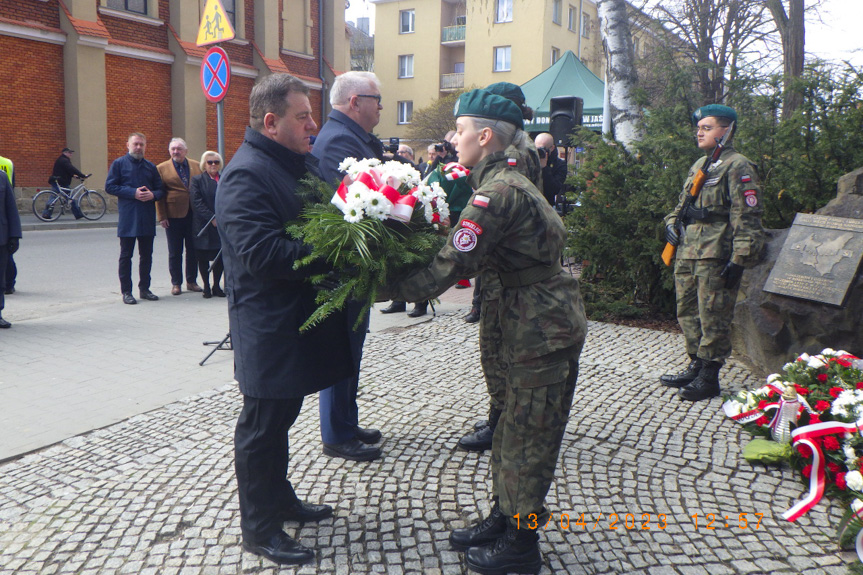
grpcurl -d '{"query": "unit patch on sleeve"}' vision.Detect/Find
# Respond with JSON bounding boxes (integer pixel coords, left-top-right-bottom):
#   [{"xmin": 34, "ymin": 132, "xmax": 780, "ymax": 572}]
[
  {"xmin": 453, "ymin": 228, "xmax": 478, "ymax": 252},
  {"xmin": 741, "ymin": 175, "xmax": 752, "ymax": 183},
  {"xmin": 744, "ymin": 189, "xmax": 758, "ymax": 207},
  {"xmin": 460, "ymin": 219, "xmax": 483, "ymax": 235},
  {"xmin": 507, "ymin": 158, "xmax": 517, "ymax": 167},
  {"xmin": 472, "ymin": 195, "xmax": 490, "ymax": 208}
]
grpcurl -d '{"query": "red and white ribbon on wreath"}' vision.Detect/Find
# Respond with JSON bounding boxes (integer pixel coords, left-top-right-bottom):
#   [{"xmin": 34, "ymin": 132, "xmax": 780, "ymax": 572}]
[
  {"xmin": 783, "ymin": 419, "xmax": 863, "ymax": 522},
  {"xmin": 443, "ymin": 162, "xmax": 470, "ymax": 181},
  {"xmin": 723, "ymin": 382, "xmax": 815, "ymax": 425},
  {"xmin": 331, "ymin": 169, "xmax": 417, "ymax": 223}
]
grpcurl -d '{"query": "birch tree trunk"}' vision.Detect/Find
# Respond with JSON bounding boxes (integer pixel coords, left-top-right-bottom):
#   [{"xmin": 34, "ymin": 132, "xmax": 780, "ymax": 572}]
[{"xmin": 596, "ymin": 0, "xmax": 642, "ymax": 151}]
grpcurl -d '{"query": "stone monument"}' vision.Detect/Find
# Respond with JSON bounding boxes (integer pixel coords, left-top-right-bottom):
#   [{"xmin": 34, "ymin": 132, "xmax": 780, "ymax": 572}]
[{"xmin": 731, "ymin": 167, "xmax": 863, "ymax": 376}]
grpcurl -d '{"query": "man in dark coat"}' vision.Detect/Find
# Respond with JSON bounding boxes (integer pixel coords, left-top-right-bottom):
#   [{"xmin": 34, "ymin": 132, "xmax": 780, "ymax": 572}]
[
  {"xmin": 311, "ymin": 71, "xmax": 384, "ymax": 462},
  {"xmin": 50, "ymin": 147, "xmax": 88, "ymax": 191},
  {"xmin": 534, "ymin": 133, "xmax": 567, "ymax": 207},
  {"xmin": 215, "ymin": 73, "xmax": 354, "ymax": 566},
  {"xmin": 0, "ymin": 162, "xmax": 21, "ymax": 328},
  {"xmin": 105, "ymin": 133, "xmax": 164, "ymax": 305}
]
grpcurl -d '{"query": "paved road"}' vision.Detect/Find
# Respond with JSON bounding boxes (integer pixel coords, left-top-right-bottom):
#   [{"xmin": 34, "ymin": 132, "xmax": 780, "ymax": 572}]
[{"xmin": 0, "ymin": 224, "xmax": 853, "ymax": 574}]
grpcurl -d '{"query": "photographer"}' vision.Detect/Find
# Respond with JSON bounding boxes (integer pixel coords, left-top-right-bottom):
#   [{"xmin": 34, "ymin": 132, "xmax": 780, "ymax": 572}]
[{"xmin": 534, "ymin": 133, "xmax": 567, "ymax": 208}]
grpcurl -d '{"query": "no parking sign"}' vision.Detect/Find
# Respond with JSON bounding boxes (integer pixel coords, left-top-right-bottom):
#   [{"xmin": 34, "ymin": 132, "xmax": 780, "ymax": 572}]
[{"xmin": 201, "ymin": 46, "xmax": 231, "ymax": 103}]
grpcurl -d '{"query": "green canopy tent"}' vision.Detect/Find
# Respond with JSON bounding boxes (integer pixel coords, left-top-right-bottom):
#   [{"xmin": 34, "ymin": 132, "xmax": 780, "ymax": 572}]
[{"xmin": 521, "ymin": 49, "xmax": 605, "ymax": 132}]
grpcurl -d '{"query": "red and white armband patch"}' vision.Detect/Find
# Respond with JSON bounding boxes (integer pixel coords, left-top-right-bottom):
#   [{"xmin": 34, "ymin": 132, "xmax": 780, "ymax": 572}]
[
  {"xmin": 460, "ymin": 219, "xmax": 483, "ymax": 235},
  {"xmin": 744, "ymin": 189, "xmax": 758, "ymax": 207},
  {"xmin": 453, "ymin": 228, "xmax": 478, "ymax": 252},
  {"xmin": 472, "ymin": 195, "xmax": 490, "ymax": 208}
]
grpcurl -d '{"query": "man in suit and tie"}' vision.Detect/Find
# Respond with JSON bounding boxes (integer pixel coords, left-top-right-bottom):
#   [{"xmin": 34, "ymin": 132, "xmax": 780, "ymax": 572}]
[{"xmin": 157, "ymin": 138, "xmax": 203, "ymax": 295}]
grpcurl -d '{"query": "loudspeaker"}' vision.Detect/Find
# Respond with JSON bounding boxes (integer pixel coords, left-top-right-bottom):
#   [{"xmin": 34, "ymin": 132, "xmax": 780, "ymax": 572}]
[{"xmin": 549, "ymin": 96, "xmax": 583, "ymax": 147}]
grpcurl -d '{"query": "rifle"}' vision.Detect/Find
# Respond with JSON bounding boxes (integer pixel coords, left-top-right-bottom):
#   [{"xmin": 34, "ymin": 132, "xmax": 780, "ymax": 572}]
[{"xmin": 661, "ymin": 121, "xmax": 735, "ymax": 267}]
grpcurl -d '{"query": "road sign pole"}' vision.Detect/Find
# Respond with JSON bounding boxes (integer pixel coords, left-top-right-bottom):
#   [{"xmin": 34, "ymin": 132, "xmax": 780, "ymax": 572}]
[{"xmin": 217, "ymin": 101, "xmax": 225, "ymax": 161}]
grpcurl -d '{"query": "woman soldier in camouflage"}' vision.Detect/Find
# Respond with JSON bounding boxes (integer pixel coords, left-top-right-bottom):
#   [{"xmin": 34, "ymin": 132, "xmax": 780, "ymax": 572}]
[{"xmin": 388, "ymin": 89, "xmax": 587, "ymax": 575}]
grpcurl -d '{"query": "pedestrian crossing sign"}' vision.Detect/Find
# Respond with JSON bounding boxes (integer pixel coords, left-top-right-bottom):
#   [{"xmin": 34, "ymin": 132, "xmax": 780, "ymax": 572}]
[{"xmin": 196, "ymin": 0, "xmax": 236, "ymax": 47}]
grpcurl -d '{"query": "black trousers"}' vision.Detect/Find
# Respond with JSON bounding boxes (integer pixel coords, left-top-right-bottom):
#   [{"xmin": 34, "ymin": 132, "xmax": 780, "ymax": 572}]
[
  {"xmin": 5, "ymin": 252, "xmax": 15, "ymax": 290},
  {"xmin": 0, "ymin": 244, "xmax": 7, "ymax": 312},
  {"xmin": 234, "ymin": 395, "xmax": 305, "ymax": 544},
  {"xmin": 165, "ymin": 212, "xmax": 198, "ymax": 286},
  {"xmin": 118, "ymin": 236, "xmax": 154, "ymax": 295}
]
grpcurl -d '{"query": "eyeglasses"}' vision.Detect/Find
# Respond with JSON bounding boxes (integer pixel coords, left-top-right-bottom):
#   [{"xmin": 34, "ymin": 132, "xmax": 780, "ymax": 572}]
[
  {"xmin": 206, "ymin": 160, "xmax": 221, "ymax": 165},
  {"xmin": 695, "ymin": 125, "xmax": 726, "ymax": 134},
  {"xmin": 356, "ymin": 94, "xmax": 382, "ymax": 104}
]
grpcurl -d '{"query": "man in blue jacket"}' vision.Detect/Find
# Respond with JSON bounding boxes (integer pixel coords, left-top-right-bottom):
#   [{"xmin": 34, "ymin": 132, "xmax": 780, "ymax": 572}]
[
  {"xmin": 216, "ymin": 73, "xmax": 354, "ymax": 566},
  {"xmin": 105, "ymin": 133, "xmax": 164, "ymax": 305},
  {"xmin": 0, "ymin": 160, "xmax": 21, "ymax": 328},
  {"xmin": 311, "ymin": 71, "xmax": 385, "ymax": 462}
]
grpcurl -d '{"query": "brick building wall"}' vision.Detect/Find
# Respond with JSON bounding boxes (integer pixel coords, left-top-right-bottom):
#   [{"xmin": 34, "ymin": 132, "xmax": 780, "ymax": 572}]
[
  {"xmin": 105, "ymin": 55, "xmax": 173, "ymax": 168},
  {"xmin": 0, "ymin": 36, "xmax": 66, "ymax": 188},
  {"xmin": 205, "ymin": 76, "xmax": 254, "ymax": 162}
]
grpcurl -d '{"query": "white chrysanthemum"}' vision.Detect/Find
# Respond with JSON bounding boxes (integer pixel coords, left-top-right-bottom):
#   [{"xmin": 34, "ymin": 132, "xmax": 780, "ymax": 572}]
[
  {"xmin": 360, "ymin": 189, "xmax": 393, "ymax": 221},
  {"xmin": 808, "ymin": 356, "xmax": 827, "ymax": 369},
  {"xmin": 798, "ymin": 353, "xmax": 811, "ymax": 362},
  {"xmin": 847, "ymin": 471, "xmax": 863, "ymax": 491},
  {"xmin": 379, "ymin": 161, "xmax": 421, "ymax": 190},
  {"xmin": 343, "ymin": 198, "xmax": 365, "ymax": 223},
  {"xmin": 725, "ymin": 401, "xmax": 744, "ymax": 417},
  {"xmin": 822, "ymin": 348, "xmax": 837, "ymax": 357},
  {"xmin": 338, "ymin": 157, "xmax": 359, "ymax": 173}
]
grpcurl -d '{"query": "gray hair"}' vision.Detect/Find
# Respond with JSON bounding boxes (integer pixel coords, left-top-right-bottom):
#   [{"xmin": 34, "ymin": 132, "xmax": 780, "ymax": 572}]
[
  {"xmin": 330, "ymin": 71, "xmax": 381, "ymax": 106},
  {"xmin": 249, "ymin": 73, "xmax": 310, "ymax": 131},
  {"xmin": 200, "ymin": 150, "xmax": 223, "ymax": 166},
  {"xmin": 471, "ymin": 117, "xmax": 517, "ymax": 148},
  {"xmin": 169, "ymin": 137, "xmax": 187, "ymax": 150}
]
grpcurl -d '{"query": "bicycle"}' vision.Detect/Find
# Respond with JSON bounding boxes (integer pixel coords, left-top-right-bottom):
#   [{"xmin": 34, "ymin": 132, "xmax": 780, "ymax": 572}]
[{"xmin": 32, "ymin": 175, "xmax": 107, "ymax": 222}]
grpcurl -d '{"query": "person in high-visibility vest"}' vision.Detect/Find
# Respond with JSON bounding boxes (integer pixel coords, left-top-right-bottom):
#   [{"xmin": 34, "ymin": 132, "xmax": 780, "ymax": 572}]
[
  {"xmin": 0, "ymin": 154, "xmax": 21, "ymax": 326},
  {"xmin": 0, "ymin": 155, "xmax": 18, "ymax": 300}
]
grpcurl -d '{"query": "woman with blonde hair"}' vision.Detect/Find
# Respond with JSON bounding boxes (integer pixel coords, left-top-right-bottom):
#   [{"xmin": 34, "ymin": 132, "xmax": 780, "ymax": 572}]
[{"xmin": 190, "ymin": 150, "xmax": 224, "ymax": 298}]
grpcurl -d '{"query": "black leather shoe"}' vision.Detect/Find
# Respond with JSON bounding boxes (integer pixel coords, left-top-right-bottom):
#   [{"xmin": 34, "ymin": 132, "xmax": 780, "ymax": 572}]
[
  {"xmin": 465, "ymin": 523, "xmax": 542, "ymax": 575},
  {"xmin": 139, "ymin": 290, "xmax": 159, "ymax": 301},
  {"xmin": 679, "ymin": 361, "xmax": 722, "ymax": 401},
  {"xmin": 122, "ymin": 292, "xmax": 137, "ymax": 305},
  {"xmin": 212, "ymin": 286, "xmax": 226, "ymax": 297},
  {"xmin": 354, "ymin": 427, "xmax": 382, "ymax": 444},
  {"xmin": 242, "ymin": 531, "xmax": 314, "ymax": 565},
  {"xmin": 323, "ymin": 438, "xmax": 381, "ymax": 461},
  {"xmin": 407, "ymin": 302, "xmax": 428, "ymax": 318},
  {"xmin": 660, "ymin": 355, "xmax": 703, "ymax": 388},
  {"xmin": 4, "ymin": 287, "xmax": 13, "ymax": 295},
  {"xmin": 450, "ymin": 503, "xmax": 506, "ymax": 550},
  {"xmin": 203, "ymin": 287, "xmax": 212, "ymax": 299},
  {"xmin": 458, "ymin": 424, "xmax": 494, "ymax": 452},
  {"xmin": 380, "ymin": 301, "xmax": 406, "ymax": 314},
  {"xmin": 474, "ymin": 419, "xmax": 489, "ymax": 431},
  {"xmin": 0, "ymin": 317, "xmax": 11, "ymax": 328},
  {"xmin": 464, "ymin": 307, "xmax": 480, "ymax": 323},
  {"xmin": 282, "ymin": 499, "xmax": 333, "ymax": 523}
]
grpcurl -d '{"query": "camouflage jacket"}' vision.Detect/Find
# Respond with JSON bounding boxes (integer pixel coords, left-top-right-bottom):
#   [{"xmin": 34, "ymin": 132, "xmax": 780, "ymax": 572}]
[
  {"xmin": 664, "ymin": 146, "xmax": 765, "ymax": 266},
  {"xmin": 393, "ymin": 151, "xmax": 587, "ymax": 364}
]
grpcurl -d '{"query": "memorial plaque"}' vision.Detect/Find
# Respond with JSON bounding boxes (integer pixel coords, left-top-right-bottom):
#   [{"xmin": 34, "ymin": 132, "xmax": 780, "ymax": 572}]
[{"xmin": 763, "ymin": 213, "xmax": 863, "ymax": 306}]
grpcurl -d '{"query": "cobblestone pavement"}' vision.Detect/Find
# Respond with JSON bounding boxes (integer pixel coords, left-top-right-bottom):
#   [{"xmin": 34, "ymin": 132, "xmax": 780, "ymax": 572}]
[{"xmin": 0, "ymin": 303, "xmax": 855, "ymax": 574}]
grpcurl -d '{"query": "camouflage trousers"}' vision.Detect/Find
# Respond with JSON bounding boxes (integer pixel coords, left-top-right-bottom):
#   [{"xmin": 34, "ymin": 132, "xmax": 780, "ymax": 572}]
[
  {"xmin": 479, "ymin": 296, "xmax": 507, "ymax": 413},
  {"xmin": 491, "ymin": 350, "xmax": 580, "ymax": 525},
  {"xmin": 674, "ymin": 258, "xmax": 739, "ymax": 362}
]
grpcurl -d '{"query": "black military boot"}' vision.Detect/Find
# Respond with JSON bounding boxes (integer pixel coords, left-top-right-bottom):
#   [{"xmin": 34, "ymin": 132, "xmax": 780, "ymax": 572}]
[
  {"xmin": 449, "ymin": 502, "xmax": 506, "ymax": 551},
  {"xmin": 660, "ymin": 354, "xmax": 703, "ymax": 388},
  {"xmin": 679, "ymin": 360, "xmax": 722, "ymax": 401},
  {"xmin": 458, "ymin": 408, "xmax": 501, "ymax": 452},
  {"xmin": 465, "ymin": 521, "xmax": 542, "ymax": 575}
]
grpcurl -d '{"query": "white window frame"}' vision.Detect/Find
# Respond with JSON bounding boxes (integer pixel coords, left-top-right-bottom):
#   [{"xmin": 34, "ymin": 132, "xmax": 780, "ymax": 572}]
[
  {"xmin": 398, "ymin": 54, "xmax": 414, "ymax": 78},
  {"xmin": 398, "ymin": 101, "xmax": 413, "ymax": 125},
  {"xmin": 399, "ymin": 9, "xmax": 415, "ymax": 34},
  {"xmin": 551, "ymin": 47, "xmax": 560, "ymax": 65},
  {"xmin": 552, "ymin": 0, "xmax": 562, "ymax": 25},
  {"xmin": 581, "ymin": 12, "xmax": 590, "ymax": 38},
  {"xmin": 568, "ymin": 5, "xmax": 577, "ymax": 31},
  {"xmin": 495, "ymin": 0, "xmax": 513, "ymax": 23},
  {"xmin": 493, "ymin": 46, "xmax": 511, "ymax": 72}
]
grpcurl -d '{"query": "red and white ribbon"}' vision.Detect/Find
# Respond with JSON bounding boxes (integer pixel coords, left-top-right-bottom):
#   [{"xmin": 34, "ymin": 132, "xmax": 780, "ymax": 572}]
[
  {"xmin": 390, "ymin": 193, "xmax": 417, "ymax": 223},
  {"xmin": 783, "ymin": 420, "xmax": 863, "ymax": 522},
  {"xmin": 331, "ymin": 168, "xmax": 418, "ymax": 223},
  {"xmin": 443, "ymin": 162, "xmax": 470, "ymax": 181}
]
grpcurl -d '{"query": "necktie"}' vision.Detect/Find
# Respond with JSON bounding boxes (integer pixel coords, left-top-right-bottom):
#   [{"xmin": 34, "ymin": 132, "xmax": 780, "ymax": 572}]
[{"xmin": 178, "ymin": 164, "xmax": 188, "ymax": 188}]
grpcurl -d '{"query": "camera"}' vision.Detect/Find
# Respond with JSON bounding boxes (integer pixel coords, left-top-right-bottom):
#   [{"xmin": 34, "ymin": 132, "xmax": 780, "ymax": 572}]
[
  {"xmin": 434, "ymin": 140, "xmax": 454, "ymax": 157},
  {"xmin": 383, "ymin": 137, "xmax": 399, "ymax": 154},
  {"xmin": 538, "ymin": 147, "xmax": 547, "ymax": 159}
]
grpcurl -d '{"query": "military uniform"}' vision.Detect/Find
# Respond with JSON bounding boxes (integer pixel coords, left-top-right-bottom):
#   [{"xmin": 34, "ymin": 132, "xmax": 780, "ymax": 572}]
[
  {"xmin": 665, "ymin": 146, "xmax": 764, "ymax": 362},
  {"xmin": 393, "ymin": 150, "xmax": 587, "ymax": 523}
]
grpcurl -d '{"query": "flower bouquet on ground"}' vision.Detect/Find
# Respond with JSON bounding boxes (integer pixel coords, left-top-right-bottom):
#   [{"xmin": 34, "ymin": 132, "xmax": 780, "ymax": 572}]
[
  {"xmin": 287, "ymin": 157, "xmax": 455, "ymax": 332},
  {"xmin": 723, "ymin": 349, "xmax": 863, "ymax": 570}
]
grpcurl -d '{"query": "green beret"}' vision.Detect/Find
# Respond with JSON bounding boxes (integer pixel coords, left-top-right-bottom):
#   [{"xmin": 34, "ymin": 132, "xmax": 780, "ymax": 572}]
[
  {"xmin": 454, "ymin": 89, "xmax": 524, "ymax": 130},
  {"xmin": 485, "ymin": 82, "xmax": 525, "ymax": 107},
  {"xmin": 692, "ymin": 104, "xmax": 737, "ymax": 126}
]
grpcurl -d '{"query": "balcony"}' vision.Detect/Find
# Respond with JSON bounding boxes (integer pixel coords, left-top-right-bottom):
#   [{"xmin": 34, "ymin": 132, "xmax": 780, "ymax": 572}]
[
  {"xmin": 441, "ymin": 25, "xmax": 465, "ymax": 45},
  {"xmin": 440, "ymin": 73, "xmax": 464, "ymax": 92}
]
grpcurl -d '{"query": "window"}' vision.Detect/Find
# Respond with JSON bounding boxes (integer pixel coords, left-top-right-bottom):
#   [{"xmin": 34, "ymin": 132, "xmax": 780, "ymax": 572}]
[
  {"xmin": 454, "ymin": 62, "xmax": 465, "ymax": 73},
  {"xmin": 633, "ymin": 37, "xmax": 640, "ymax": 57},
  {"xmin": 581, "ymin": 12, "xmax": 590, "ymax": 38},
  {"xmin": 552, "ymin": 0, "xmax": 561, "ymax": 24},
  {"xmin": 107, "ymin": 0, "xmax": 146, "ymax": 14},
  {"xmin": 398, "ymin": 55, "xmax": 414, "ymax": 78},
  {"xmin": 551, "ymin": 47, "xmax": 560, "ymax": 65},
  {"xmin": 493, "ymin": 46, "xmax": 511, "ymax": 72},
  {"xmin": 495, "ymin": 0, "xmax": 512, "ymax": 23},
  {"xmin": 398, "ymin": 101, "xmax": 413, "ymax": 124},
  {"xmin": 400, "ymin": 9, "xmax": 415, "ymax": 34},
  {"xmin": 568, "ymin": 5, "xmax": 577, "ymax": 31},
  {"xmin": 222, "ymin": 0, "xmax": 236, "ymax": 29}
]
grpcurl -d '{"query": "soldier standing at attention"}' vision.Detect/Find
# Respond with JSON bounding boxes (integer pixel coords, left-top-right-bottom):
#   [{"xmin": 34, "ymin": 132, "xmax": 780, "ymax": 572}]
[
  {"xmin": 661, "ymin": 104, "xmax": 765, "ymax": 401},
  {"xmin": 388, "ymin": 89, "xmax": 587, "ymax": 575}
]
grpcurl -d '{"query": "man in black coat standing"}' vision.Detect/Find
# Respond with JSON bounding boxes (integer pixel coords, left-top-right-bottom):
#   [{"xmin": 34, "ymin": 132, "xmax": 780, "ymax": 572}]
[
  {"xmin": 215, "ymin": 73, "xmax": 354, "ymax": 566},
  {"xmin": 535, "ymin": 132, "xmax": 567, "ymax": 207},
  {"xmin": 0, "ymin": 164, "xmax": 21, "ymax": 328}
]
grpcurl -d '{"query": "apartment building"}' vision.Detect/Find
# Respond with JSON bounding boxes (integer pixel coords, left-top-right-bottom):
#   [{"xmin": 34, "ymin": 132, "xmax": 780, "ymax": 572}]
[
  {"xmin": 0, "ymin": 0, "xmax": 349, "ymax": 189},
  {"xmin": 371, "ymin": 0, "xmax": 663, "ymax": 140}
]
